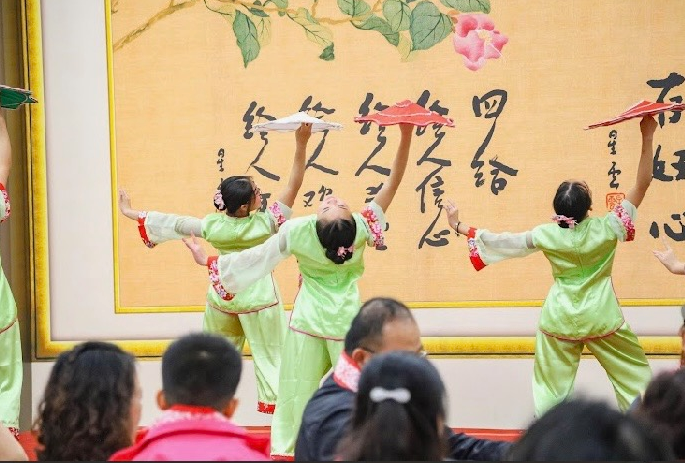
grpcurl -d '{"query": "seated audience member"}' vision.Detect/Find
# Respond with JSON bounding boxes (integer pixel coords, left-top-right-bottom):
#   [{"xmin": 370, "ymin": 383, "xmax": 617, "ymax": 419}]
[
  {"xmin": 507, "ymin": 398, "xmax": 673, "ymax": 461},
  {"xmin": 632, "ymin": 368, "xmax": 685, "ymax": 459},
  {"xmin": 0, "ymin": 425, "xmax": 27, "ymax": 461},
  {"xmin": 109, "ymin": 333, "xmax": 269, "ymax": 461},
  {"xmin": 33, "ymin": 341, "xmax": 142, "ymax": 461},
  {"xmin": 294, "ymin": 297, "xmax": 510, "ymax": 461},
  {"xmin": 336, "ymin": 351, "xmax": 447, "ymax": 461}
]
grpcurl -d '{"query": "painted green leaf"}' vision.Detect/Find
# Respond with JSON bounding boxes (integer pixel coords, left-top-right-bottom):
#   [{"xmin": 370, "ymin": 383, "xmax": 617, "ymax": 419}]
[
  {"xmin": 248, "ymin": 1, "xmax": 269, "ymax": 17},
  {"xmin": 409, "ymin": 1, "xmax": 452, "ymax": 51},
  {"xmin": 205, "ymin": 0, "xmax": 237, "ymax": 17},
  {"xmin": 337, "ymin": 0, "xmax": 371, "ymax": 17},
  {"xmin": 254, "ymin": 14, "xmax": 272, "ymax": 46},
  {"xmin": 265, "ymin": 0, "xmax": 287, "ymax": 16},
  {"xmin": 233, "ymin": 10, "xmax": 261, "ymax": 67},
  {"xmin": 319, "ymin": 43, "xmax": 335, "ymax": 61},
  {"xmin": 440, "ymin": 0, "xmax": 491, "ymax": 13},
  {"xmin": 287, "ymin": 8, "xmax": 334, "ymax": 49},
  {"xmin": 354, "ymin": 15, "xmax": 399, "ymax": 46},
  {"xmin": 395, "ymin": 33, "xmax": 416, "ymax": 61},
  {"xmin": 382, "ymin": 0, "xmax": 410, "ymax": 32}
]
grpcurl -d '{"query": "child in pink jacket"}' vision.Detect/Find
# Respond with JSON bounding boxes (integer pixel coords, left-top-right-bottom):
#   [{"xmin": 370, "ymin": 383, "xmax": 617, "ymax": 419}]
[{"xmin": 110, "ymin": 334, "xmax": 269, "ymax": 461}]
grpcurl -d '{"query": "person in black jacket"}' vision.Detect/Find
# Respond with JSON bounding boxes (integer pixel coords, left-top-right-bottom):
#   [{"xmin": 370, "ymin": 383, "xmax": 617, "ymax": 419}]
[{"xmin": 294, "ymin": 297, "xmax": 511, "ymax": 461}]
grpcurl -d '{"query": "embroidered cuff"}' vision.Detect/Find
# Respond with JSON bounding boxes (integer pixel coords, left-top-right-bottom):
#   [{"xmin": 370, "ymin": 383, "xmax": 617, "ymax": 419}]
[
  {"xmin": 257, "ymin": 402, "xmax": 276, "ymax": 414},
  {"xmin": 0, "ymin": 183, "xmax": 10, "ymax": 222},
  {"xmin": 361, "ymin": 206, "xmax": 385, "ymax": 249},
  {"xmin": 207, "ymin": 256, "xmax": 235, "ymax": 301},
  {"xmin": 137, "ymin": 212, "xmax": 157, "ymax": 248},
  {"xmin": 467, "ymin": 227, "xmax": 486, "ymax": 271},
  {"xmin": 268, "ymin": 202, "xmax": 287, "ymax": 227},
  {"xmin": 613, "ymin": 203, "xmax": 635, "ymax": 242}
]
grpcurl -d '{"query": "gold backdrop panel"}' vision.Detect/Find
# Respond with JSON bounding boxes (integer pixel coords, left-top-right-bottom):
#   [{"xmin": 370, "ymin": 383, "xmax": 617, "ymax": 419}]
[{"xmin": 110, "ymin": 0, "xmax": 685, "ymax": 311}]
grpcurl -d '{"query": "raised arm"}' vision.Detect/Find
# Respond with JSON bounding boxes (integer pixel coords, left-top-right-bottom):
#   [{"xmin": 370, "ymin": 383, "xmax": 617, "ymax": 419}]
[
  {"xmin": 625, "ymin": 116, "xmax": 658, "ymax": 208},
  {"xmin": 277, "ymin": 123, "xmax": 311, "ymax": 208},
  {"xmin": 372, "ymin": 123, "xmax": 413, "ymax": 213},
  {"xmin": 118, "ymin": 188, "xmax": 202, "ymax": 247},
  {"xmin": 184, "ymin": 225, "xmax": 291, "ymax": 296},
  {"xmin": 443, "ymin": 199, "xmax": 538, "ymax": 271},
  {"xmin": 0, "ymin": 105, "xmax": 12, "ymax": 187}
]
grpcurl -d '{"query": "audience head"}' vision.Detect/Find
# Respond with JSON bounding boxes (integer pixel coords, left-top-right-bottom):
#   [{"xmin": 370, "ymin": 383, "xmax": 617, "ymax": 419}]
[
  {"xmin": 214, "ymin": 176, "xmax": 260, "ymax": 215},
  {"xmin": 337, "ymin": 351, "xmax": 447, "ymax": 461},
  {"xmin": 316, "ymin": 195, "xmax": 356, "ymax": 264},
  {"xmin": 553, "ymin": 180, "xmax": 593, "ymax": 227},
  {"xmin": 34, "ymin": 341, "xmax": 141, "ymax": 461},
  {"xmin": 159, "ymin": 333, "xmax": 242, "ymax": 417},
  {"xmin": 507, "ymin": 398, "xmax": 673, "ymax": 461},
  {"xmin": 344, "ymin": 297, "xmax": 422, "ymax": 368},
  {"xmin": 632, "ymin": 368, "xmax": 685, "ymax": 458}
]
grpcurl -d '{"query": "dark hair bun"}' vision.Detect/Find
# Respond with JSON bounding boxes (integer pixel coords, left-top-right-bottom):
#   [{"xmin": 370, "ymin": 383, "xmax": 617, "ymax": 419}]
[
  {"xmin": 316, "ymin": 218, "xmax": 357, "ymax": 265},
  {"xmin": 325, "ymin": 247, "xmax": 354, "ymax": 264}
]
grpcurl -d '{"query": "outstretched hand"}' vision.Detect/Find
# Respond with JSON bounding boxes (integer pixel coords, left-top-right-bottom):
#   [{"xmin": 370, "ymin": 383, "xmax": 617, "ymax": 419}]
[
  {"xmin": 640, "ymin": 115, "xmax": 657, "ymax": 137},
  {"xmin": 653, "ymin": 236, "xmax": 681, "ymax": 274},
  {"xmin": 118, "ymin": 189, "xmax": 138, "ymax": 220},
  {"xmin": 295, "ymin": 122, "xmax": 312, "ymax": 146},
  {"xmin": 443, "ymin": 199, "xmax": 460, "ymax": 231},
  {"xmin": 183, "ymin": 232, "xmax": 209, "ymax": 266}
]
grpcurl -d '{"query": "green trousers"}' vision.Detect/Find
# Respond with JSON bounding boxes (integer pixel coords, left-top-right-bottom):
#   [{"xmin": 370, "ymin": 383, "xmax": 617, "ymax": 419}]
[
  {"xmin": 0, "ymin": 320, "xmax": 22, "ymax": 429},
  {"xmin": 203, "ymin": 303, "xmax": 286, "ymax": 414},
  {"xmin": 533, "ymin": 322, "xmax": 652, "ymax": 416},
  {"xmin": 269, "ymin": 328, "xmax": 344, "ymax": 458}
]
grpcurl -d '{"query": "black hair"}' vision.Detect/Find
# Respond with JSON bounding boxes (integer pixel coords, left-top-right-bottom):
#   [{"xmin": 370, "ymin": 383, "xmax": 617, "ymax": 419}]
[
  {"xmin": 34, "ymin": 341, "xmax": 137, "ymax": 461},
  {"xmin": 214, "ymin": 176, "xmax": 255, "ymax": 214},
  {"xmin": 552, "ymin": 180, "xmax": 592, "ymax": 228},
  {"xmin": 316, "ymin": 217, "xmax": 357, "ymax": 264},
  {"xmin": 633, "ymin": 368, "xmax": 685, "ymax": 458},
  {"xmin": 507, "ymin": 398, "xmax": 674, "ymax": 461},
  {"xmin": 162, "ymin": 333, "xmax": 242, "ymax": 410},
  {"xmin": 336, "ymin": 351, "xmax": 447, "ymax": 461},
  {"xmin": 344, "ymin": 297, "xmax": 414, "ymax": 355}
]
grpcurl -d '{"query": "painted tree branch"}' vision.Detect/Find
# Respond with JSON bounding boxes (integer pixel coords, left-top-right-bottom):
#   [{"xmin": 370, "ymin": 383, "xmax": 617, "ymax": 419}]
[{"xmin": 113, "ymin": 0, "xmax": 199, "ymax": 52}]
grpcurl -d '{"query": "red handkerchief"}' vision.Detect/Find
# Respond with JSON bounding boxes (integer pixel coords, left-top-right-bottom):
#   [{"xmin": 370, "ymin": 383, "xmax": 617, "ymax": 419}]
[
  {"xmin": 585, "ymin": 100, "xmax": 685, "ymax": 130},
  {"xmin": 354, "ymin": 100, "xmax": 455, "ymax": 127}
]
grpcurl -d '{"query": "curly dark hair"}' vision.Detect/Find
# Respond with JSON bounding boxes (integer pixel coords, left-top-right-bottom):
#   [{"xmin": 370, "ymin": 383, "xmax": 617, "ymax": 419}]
[{"xmin": 33, "ymin": 341, "xmax": 137, "ymax": 461}]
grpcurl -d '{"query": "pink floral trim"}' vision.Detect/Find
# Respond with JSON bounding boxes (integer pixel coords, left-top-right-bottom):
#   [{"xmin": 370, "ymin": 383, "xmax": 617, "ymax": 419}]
[
  {"xmin": 288, "ymin": 323, "xmax": 344, "ymax": 341},
  {"xmin": 268, "ymin": 202, "xmax": 287, "ymax": 227},
  {"xmin": 207, "ymin": 256, "xmax": 235, "ymax": 301},
  {"xmin": 467, "ymin": 227, "xmax": 486, "ymax": 271},
  {"xmin": 613, "ymin": 203, "xmax": 635, "ymax": 241},
  {"xmin": 0, "ymin": 183, "xmax": 10, "ymax": 222},
  {"xmin": 207, "ymin": 299, "xmax": 277, "ymax": 315},
  {"xmin": 136, "ymin": 212, "xmax": 157, "ymax": 249},
  {"xmin": 539, "ymin": 320, "xmax": 624, "ymax": 342},
  {"xmin": 361, "ymin": 206, "xmax": 384, "ymax": 249},
  {"xmin": 257, "ymin": 402, "xmax": 275, "ymax": 414},
  {"xmin": 332, "ymin": 351, "xmax": 361, "ymax": 393},
  {"xmin": 7, "ymin": 427, "xmax": 18, "ymax": 440}
]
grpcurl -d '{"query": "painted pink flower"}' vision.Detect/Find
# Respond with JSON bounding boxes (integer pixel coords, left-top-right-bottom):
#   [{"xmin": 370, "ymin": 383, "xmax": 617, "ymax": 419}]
[{"xmin": 452, "ymin": 14, "xmax": 508, "ymax": 71}]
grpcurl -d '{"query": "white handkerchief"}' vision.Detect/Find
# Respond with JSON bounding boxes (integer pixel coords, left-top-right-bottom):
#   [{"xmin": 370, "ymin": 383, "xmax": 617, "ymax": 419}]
[{"xmin": 250, "ymin": 111, "xmax": 343, "ymax": 133}]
